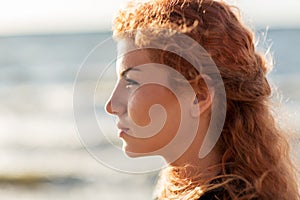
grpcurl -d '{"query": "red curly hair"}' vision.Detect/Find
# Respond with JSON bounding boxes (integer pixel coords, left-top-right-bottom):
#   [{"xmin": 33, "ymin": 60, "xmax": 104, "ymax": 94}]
[{"xmin": 113, "ymin": 0, "xmax": 300, "ymax": 199}]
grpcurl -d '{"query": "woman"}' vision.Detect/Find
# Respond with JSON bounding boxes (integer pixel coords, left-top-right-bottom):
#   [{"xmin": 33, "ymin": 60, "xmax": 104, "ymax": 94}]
[{"xmin": 105, "ymin": 0, "xmax": 299, "ymax": 199}]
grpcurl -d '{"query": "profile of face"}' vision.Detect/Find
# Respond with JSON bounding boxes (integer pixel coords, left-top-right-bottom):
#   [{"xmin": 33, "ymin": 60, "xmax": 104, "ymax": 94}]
[{"xmin": 105, "ymin": 39, "xmax": 210, "ymax": 160}]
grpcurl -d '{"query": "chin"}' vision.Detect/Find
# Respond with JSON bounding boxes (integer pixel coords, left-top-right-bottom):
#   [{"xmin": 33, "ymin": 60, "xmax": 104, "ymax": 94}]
[
  {"xmin": 123, "ymin": 151, "xmax": 142, "ymax": 158},
  {"xmin": 122, "ymin": 144, "xmax": 152, "ymax": 158}
]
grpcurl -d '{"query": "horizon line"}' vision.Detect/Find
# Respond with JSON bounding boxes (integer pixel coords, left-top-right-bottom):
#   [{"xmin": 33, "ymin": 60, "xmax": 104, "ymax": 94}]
[{"xmin": 1, "ymin": 27, "xmax": 300, "ymax": 38}]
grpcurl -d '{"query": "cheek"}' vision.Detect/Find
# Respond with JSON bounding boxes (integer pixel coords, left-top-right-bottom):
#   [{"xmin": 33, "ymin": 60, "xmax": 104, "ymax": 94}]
[{"xmin": 128, "ymin": 84, "xmax": 178, "ymax": 126}]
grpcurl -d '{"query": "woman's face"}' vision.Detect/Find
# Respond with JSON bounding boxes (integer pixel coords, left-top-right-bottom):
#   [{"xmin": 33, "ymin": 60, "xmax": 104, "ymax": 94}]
[{"xmin": 105, "ymin": 40, "xmax": 196, "ymax": 157}]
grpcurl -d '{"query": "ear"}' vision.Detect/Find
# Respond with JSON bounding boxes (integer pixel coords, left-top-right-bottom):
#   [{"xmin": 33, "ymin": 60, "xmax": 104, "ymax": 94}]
[{"xmin": 190, "ymin": 87, "xmax": 214, "ymax": 118}]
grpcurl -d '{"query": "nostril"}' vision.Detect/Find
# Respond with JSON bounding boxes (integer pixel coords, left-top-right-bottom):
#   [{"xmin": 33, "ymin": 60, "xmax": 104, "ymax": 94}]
[
  {"xmin": 105, "ymin": 100, "xmax": 121, "ymax": 116},
  {"xmin": 105, "ymin": 92, "xmax": 126, "ymax": 116},
  {"xmin": 105, "ymin": 100, "xmax": 113, "ymax": 114}
]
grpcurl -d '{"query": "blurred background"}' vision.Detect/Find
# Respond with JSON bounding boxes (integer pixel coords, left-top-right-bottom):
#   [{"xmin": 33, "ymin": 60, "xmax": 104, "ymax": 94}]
[{"xmin": 0, "ymin": 0, "xmax": 299, "ymax": 199}]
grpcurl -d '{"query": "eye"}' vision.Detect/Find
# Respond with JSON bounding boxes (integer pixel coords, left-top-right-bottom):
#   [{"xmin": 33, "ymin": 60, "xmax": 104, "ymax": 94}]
[{"xmin": 124, "ymin": 78, "xmax": 139, "ymax": 89}]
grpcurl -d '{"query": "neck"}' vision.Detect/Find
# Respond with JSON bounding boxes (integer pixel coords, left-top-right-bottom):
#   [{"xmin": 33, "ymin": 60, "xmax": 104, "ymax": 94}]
[
  {"xmin": 169, "ymin": 146, "xmax": 221, "ymax": 181},
  {"xmin": 165, "ymin": 114, "xmax": 222, "ymax": 181}
]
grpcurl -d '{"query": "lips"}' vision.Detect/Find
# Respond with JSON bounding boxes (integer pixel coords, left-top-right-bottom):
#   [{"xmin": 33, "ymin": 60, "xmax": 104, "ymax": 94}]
[
  {"xmin": 119, "ymin": 128, "xmax": 129, "ymax": 133},
  {"xmin": 117, "ymin": 123, "xmax": 130, "ymax": 133},
  {"xmin": 117, "ymin": 123, "xmax": 129, "ymax": 136},
  {"xmin": 117, "ymin": 127, "xmax": 130, "ymax": 138}
]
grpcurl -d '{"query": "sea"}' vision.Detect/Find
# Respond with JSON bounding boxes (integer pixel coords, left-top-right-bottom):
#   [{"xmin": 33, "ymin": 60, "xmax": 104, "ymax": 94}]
[{"xmin": 0, "ymin": 29, "xmax": 299, "ymax": 199}]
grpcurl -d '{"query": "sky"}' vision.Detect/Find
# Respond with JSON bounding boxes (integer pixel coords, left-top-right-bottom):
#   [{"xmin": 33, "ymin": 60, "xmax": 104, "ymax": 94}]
[{"xmin": 0, "ymin": 0, "xmax": 299, "ymax": 36}]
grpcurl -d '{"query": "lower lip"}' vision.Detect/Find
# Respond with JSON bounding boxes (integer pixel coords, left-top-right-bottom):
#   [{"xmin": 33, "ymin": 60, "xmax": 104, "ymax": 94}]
[{"xmin": 118, "ymin": 130, "xmax": 126, "ymax": 137}]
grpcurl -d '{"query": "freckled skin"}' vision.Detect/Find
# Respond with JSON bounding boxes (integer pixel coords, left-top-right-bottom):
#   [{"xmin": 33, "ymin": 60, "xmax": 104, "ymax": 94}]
[
  {"xmin": 128, "ymin": 83, "xmax": 177, "ymax": 126},
  {"xmin": 106, "ymin": 42, "xmax": 185, "ymax": 155},
  {"xmin": 106, "ymin": 39, "xmax": 220, "ymax": 175},
  {"xmin": 125, "ymin": 83, "xmax": 181, "ymax": 154}
]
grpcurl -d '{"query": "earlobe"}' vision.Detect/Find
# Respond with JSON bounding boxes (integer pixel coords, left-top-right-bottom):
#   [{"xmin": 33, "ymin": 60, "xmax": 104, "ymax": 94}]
[
  {"xmin": 190, "ymin": 89, "xmax": 214, "ymax": 118},
  {"xmin": 190, "ymin": 94, "xmax": 201, "ymax": 117}
]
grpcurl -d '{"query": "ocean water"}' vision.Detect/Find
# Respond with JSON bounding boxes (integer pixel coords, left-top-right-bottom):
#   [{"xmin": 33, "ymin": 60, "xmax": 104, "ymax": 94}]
[{"xmin": 0, "ymin": 29, "xmax": 299, "ymax": 199}]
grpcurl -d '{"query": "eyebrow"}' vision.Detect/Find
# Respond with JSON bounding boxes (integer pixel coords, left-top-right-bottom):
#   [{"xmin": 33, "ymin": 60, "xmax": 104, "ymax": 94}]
[{"xmin": 120, "ymin": 67, "xmax": 141, "ymax": 77}]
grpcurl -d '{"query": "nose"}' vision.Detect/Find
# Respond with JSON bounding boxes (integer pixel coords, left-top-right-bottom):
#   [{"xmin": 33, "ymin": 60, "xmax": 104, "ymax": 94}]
[
  {"xmin": 105, "ymin": 100, "xmax": 114, "ymax": 114},
  {"xmin": 105, "ymin": 83, "xmax": 126, "ymax": 116}
]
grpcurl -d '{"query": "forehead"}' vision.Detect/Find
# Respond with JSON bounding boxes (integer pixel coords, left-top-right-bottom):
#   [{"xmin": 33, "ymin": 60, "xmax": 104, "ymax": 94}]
[
  {"xmin": 116, "ymin": 39, "xmax": 151, "ymax": 75},
  {"xmin": 115, "ymin": 39, "xmax": 197, "ymax": 92}
]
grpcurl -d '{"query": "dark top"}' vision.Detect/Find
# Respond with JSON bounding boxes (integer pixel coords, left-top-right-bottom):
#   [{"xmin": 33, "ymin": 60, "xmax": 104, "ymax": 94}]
[{"xmin": 198, "ymin": 187, "xmax": 225, "ymax": 200}]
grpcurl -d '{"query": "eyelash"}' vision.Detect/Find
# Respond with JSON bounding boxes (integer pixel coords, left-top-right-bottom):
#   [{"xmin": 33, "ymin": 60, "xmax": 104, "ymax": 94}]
[{"xmin": 124, "ymin": 78, "xmax": 139, "ymax": 88}]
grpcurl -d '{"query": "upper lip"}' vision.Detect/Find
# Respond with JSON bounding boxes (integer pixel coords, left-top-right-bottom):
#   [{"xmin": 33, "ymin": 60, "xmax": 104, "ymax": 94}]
[{"xmin": 117, "ymin": 123, "xmax": 129, "ymax": 132}]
